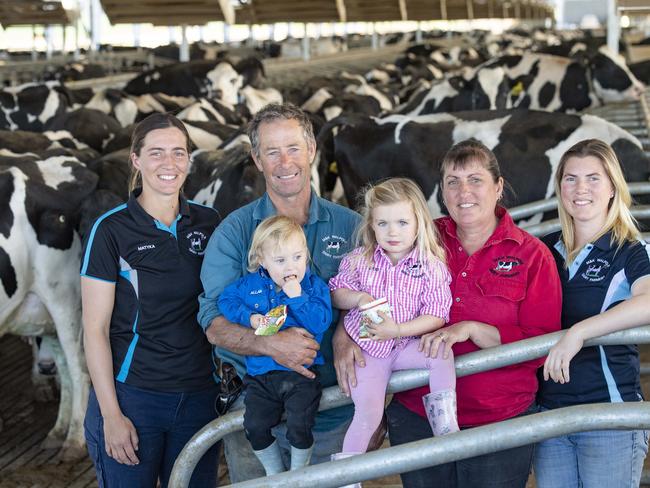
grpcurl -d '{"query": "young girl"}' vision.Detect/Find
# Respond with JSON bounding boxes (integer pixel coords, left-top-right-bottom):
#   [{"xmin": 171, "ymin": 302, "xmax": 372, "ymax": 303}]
[
  {"xmin": 218, "ymin": 215, "xmax": 332, "ymax": 475},
  {"xmin": 329, "ymin": 177, "xmax": 458, "ymax": 460}
]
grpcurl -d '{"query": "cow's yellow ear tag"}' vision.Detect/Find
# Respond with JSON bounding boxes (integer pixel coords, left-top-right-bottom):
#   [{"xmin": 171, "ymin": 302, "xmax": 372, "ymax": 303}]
[
  {"xmin": 510, "ymin": 81, "xmax": 524, "ymax": 97},
  {"xmin": 329, "ymin": 161, "xmax": 338, "ymax": 174}
]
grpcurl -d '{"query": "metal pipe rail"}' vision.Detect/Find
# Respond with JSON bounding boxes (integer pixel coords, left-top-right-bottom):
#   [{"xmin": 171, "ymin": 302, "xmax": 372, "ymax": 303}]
[
  {"xmin": 230, "ymin": 403, "xmax": 650, "ymax": 488},
  {"xmin": 168, "ymin": 325, "xmax": 650, "ymax": 487},
  {"xmin": 522, "ymin": 205, "xmax": 650, "ymax": 238},
  {"xmin": 507, "ymin": 181, "xmax": 650, "ymax": 221}
]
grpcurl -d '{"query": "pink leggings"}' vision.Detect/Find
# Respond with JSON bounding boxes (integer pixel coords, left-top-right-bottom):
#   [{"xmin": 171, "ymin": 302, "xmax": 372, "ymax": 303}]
[{"xmin": 342, "ymin": 339, "xmax": 456, "ymax": 453}]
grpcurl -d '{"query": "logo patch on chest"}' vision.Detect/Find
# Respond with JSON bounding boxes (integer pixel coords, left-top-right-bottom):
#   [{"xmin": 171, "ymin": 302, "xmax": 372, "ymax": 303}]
[
  {"xmin": 581, "ymin": 258, "xmax": 610, "ymax": 282},
  {"xmin": 490, "ymin": 256, "xmax": 523, "ymax": 277},
  {"xmin": 186, "ymin": 230, "xmax": 208, "ymax": 255},
  {"xmin": 137, "ymin": 244, "xmax": 156, "ymax": 251},
  {"xmin": 401, "ymin": 261, "xmax": 425, "ymax": 278},
  {"xmin": 321, "ymin": 235, "xmax": 348, "ymax": 259}
]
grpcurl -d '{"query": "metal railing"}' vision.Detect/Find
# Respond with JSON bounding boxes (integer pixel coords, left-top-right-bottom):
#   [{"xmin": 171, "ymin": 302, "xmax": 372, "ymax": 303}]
[
  {"xmin": 168, "ymin": 325, "xmax": 650, "ymax": 487},
  {"xmin": 231, "ymin": 403, "xmax": 650, "ymax": 488}
]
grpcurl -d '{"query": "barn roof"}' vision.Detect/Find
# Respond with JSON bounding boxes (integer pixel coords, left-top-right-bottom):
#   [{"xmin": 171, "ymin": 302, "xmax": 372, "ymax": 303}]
[
  {"xmin": 0, "ymin": 0, "xmax": 73, "ymax": 27},
  {"xmin": 618, "ymin": 0, "xmax": 650, "ymax": 13},
  {"xmin": 98, "ymin": 0, "xmax": 553, "ymax": 26},
  {"xmin": 100, "ymin": 0, "xmax": 235, "ymax": 26}
]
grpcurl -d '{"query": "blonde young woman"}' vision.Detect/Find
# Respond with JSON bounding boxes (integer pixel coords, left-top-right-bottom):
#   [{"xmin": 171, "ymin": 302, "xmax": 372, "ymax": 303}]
[
  {"xmin": 534, "ymin": 139, "xmax": 650, "ymax": 488},
  {"xmin": 81, "ymin": 113, "xmax": 221, "ymax": 487}
]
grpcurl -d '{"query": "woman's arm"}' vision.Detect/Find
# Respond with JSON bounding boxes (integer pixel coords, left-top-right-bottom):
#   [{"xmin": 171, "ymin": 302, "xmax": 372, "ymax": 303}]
[
  {"xmin": 419, "ymin": 320, "xmax": 501, "ymax": 359},
  {"xmin": 544, "ymin": 276, "xmax": 650, "ymax": 383},
  {"xmin": 81, "ymin": 277, "xmax": 139, "ymax": 466}
]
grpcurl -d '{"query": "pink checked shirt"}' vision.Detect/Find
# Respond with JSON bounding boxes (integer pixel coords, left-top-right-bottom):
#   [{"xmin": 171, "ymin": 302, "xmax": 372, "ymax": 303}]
[{"xmin": 329, "ymin": 245, "xmax": 452, "ymax": 358}]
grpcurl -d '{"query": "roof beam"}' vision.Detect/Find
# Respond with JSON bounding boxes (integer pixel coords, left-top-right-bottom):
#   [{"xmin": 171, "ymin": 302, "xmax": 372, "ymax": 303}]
[{"xmin": 218, "ymin": 0, "xmax": 235, "ymax": 24}]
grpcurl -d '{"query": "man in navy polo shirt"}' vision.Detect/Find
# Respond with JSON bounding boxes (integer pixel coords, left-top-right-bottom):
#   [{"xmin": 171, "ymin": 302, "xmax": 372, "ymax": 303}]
[{"xmin": 198, "ymin": 103, "xmax": 361, "ymax": 481}]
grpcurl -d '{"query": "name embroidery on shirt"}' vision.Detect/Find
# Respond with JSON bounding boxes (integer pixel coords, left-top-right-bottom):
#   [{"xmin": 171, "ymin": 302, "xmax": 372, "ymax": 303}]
[
  {"xmin": 250, "ymin": 289, "xmax": 263, "ymax": 295},
  {"xmin": 581, "ymin": 258, "xmax": 610, "ymax": 282},
  {"xmin": 186, "ymin": 230, "xmax": 208, "ymax": 255},
  {"xmin": 490, "ymin": 256, "xmax": 522, "ymax": 277},
  {"xmin": 137, "ymin": 244, "xmax": 156, "ymax": 251},
  {"xmin": 321, "ymin": 235, "xmax": 348, "ymax": 259}
]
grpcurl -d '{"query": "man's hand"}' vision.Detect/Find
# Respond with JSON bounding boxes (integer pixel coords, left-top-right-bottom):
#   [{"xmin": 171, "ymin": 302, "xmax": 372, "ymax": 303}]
[
  {"xmin": 266, "ymin": 327, "xmax": 319, "ymax": 379},
  {"xmin": 282, "ymin": 276, "xmax": 302, "ymax": 298},
  {"xmin": 332, "ymin": 319, "xmax": 365, "ymax": 397}
]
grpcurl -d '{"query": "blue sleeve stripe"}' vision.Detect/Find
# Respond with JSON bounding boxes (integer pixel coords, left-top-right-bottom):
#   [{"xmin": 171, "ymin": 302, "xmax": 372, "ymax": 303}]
[
  {"xmin": 116, "ymin": 310, "xmax": 139, "ymax": 383},
  {"xmin": 80, "ymin": 274, "xmax": 116, "ymax": 284},
  {"xmin": 80, "ymin": 204, "xmax": 127, "ymax": 276}
]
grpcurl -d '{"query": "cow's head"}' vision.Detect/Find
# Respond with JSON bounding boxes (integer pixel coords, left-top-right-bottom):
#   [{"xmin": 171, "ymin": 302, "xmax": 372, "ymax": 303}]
[
  {"xmin": 588, "ymin": 47, "xmax": 645, "ymax": 103},
  {"xmin": 205, "ymin": 62, "xmax": 243, "ymax": 106}
]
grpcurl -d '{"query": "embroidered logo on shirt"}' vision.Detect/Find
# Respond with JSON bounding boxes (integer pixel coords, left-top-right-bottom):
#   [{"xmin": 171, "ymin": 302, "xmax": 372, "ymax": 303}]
[
  {"xmin": 137, "ymin": 244, "xmax": 155, "ymax": 251},
  {"xmin": 581, "ymin": 258, "xmax": 610, "ymax": 282},
  {"xmin": 250, "ymin": 289, "xmax": 263, "ymax": 295},
  {"xmin": 321, "ymin": 235, "xmax": 348, "ymax": 259},
  {"xmin": 186, "ymin": 230, "xmax": 207, "ymax": 255},
  {"xmin": 490, "ymin": 256, "xmax": 522, "ymax": 277},
  {"xmin": 401, "ymin": 261, "xmax": 425, "ymax": 278}
]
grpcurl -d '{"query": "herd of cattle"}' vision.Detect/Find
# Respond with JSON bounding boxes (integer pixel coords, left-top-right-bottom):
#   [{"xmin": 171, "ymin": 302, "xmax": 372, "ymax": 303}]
[{"xmin": 1, "ymin": 27, "xmax": 650, "ymax": 460}]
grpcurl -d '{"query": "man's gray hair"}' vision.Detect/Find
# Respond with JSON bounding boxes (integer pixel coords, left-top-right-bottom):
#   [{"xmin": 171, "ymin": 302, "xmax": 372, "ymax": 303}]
[{"xmin": 248, "ymin": 103, "xmax": 316, "ymax": 159}]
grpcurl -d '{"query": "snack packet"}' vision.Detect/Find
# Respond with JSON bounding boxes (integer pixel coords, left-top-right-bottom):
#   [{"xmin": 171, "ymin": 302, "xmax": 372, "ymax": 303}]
[
  {"xmin": 358, "ymin": 297, "xmax": 391, "ymax": 340},
  {"xmin": 254, "ymin": 304, "xmax": 288, "ymax": 336}
]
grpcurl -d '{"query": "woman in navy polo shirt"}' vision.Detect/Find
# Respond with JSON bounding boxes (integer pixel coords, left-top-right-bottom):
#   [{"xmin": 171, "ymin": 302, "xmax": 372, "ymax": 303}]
[
  {"xmin": 535, "ymin": 139, "xmax": 650, "ymax": 488},
  {"xmin": 80, "ymin": 113, "xmax": 221, "ymax": 487}
]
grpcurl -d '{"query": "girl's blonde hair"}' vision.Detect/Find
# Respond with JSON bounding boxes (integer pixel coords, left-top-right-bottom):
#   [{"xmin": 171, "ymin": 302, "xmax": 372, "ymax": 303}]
[
  {"xmin": 356, "ymin": 178, "xmax": 446, "ymax": 265},
  {"xmin": 555, "ymin": 138, "xmax": 640, "ymax": 266},
  {"xmin": 247, "ymin": 215, "xmax": 308, "ymax": 272}
]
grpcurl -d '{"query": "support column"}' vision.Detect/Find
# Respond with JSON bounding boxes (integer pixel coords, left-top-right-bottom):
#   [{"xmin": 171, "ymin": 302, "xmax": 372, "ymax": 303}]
[
  {"xmin": 32, "ymin": 25, "xmax": 38, "ymax": 60},
  {"xmin": 607, "ymin": 0, "xmax": 619, "ymax": 54},
  {"xmin": 90, "ymin": 0, "xmax": 101, "ymax": 51},
  {"xmin": 133, "ymin": 24, "xmax": 141, "ymax": 47},
  {"xmin": 223, "ymin": 22, "xmax": 230, "ymax": 44},
  {"xmin": 415, "ymin": 22, "xmax": 423, "ymax": 43},
  {"xmin": 302, "ymin": 23, "xmax": 310, "ymax": 61},
  {"xmin": 74, "ymin": 19, "xmax": 80, "ymax": 59},
  {"xmin": 371, "ymin": 22, "xmax": 378, "ymax": 50},
  {"xmin": 180, "ymin": 25, "xmax": 189, "ymax": 61},
  {"xmin": 45, "ymin": 25, "xmax": 53, "ymax": 60}
]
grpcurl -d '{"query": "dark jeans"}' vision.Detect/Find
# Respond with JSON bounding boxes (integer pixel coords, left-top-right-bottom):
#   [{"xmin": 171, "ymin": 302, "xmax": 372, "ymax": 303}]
[
  {"xmin": 84, "ymin": 382, "xmax": 220, "ymax": 488},
  {"xmin": 386, "ymin": 398, "xmax": 537, "ymax": 488},
  {"xmin": 243, "ymin": 370, "xmax": 321, "ymax": 450}
]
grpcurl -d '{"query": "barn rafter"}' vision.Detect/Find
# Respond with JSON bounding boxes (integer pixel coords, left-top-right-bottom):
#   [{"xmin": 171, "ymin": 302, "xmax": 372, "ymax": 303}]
[{"xmin": 97, "ymin": 0, "xmax": 553, "ymax": 26}]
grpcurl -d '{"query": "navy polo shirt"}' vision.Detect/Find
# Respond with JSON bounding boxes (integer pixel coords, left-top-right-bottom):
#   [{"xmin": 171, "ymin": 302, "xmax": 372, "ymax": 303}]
[
  {"xmin": 539, "ymin": 231, "xmax": 650, "ymax": 408},
  {"xmin": 81, "ymin": 190, "xmax": 220, "ymax": 392}
]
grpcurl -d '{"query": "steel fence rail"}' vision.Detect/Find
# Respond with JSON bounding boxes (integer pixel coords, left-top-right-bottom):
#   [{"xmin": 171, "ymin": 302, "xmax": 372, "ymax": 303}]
[
  {"xmin": 507, "ymin": 182, "xmax": 650, "ymax": 221},
  {"xmin": 229, "ymin": 403, "xmax": 650, "ymax": 488},
  {"xmin": 168, "ymin": 325, "xmax": 650, "ymax": 487}
]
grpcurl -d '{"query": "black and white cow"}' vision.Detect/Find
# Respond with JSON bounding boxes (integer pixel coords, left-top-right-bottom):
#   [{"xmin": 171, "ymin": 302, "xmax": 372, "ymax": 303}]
[
  {"xmin": 401, "ymin": 47, "xmax": 645, "ymax": 115},
  {"xmin": 184, "ymin": 143, "xmax": 265, "ymax": 217},
  {"xmin": 0, "ymin": 152, "xmax": 98, "ymax": 459},
  {"xmin": 322, "ymin": 110, "xmax": 650, "ymax": 224},
  {"xmin": 0, "ymin": 82, "xmax": 70, "ymax": 131},
  {"xmin": 124, "ymin": 60, "xmax": 243, "ymax": 104},
  {"xmin": 45, "ymin": 108, "xmax": 124, "ymax": 152}
]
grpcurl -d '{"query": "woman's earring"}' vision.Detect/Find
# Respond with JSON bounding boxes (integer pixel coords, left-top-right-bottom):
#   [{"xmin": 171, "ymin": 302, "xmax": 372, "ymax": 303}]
[{"xmin": 610, "ymin": 192, "xmax": 615, "ymax": 198}]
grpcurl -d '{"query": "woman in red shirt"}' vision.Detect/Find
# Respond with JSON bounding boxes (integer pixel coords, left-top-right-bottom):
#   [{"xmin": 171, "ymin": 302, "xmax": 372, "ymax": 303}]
[{"xmin": 334, "ymin": 139, "xmax": 562, "ymax": 488}]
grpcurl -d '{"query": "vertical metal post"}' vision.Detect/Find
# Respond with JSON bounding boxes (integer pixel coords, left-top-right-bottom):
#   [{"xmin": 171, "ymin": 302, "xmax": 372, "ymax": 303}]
[
  {"xmin": 32, "ymin": 25, "xmax": 38, "ymax": 60},
  {"xmin": 133, "ymin": 24, "xmax": 141, "ymax": 47},
  {"xmin": 415, "ymin": 22, "xmax": 423, "ymax": 43},
  {"xmin": 90, "ymin": 0, "xmax": 101, "ymax": 51},
  {"xmin": 223, "ymin": 22, "xmax": 230, "ymax": 44},
  {"xmin": 607, "ymin": 0, "xmax": 619, "ymax": 54},
  {"xmin": 62, "ymin": 24, "xmax": 67, "ymax": 55},
  {"xmin": 74, "ymin": 19, "xmax": 80, "ymax": 60},
  {"xmin": 371, "ymin": 22, "xmax": 378, "ymax": 50},
  {"xmin": 45, "ymin": 25, "xmax": 53, "ymax": 60},
  {"xmin": 302, "ymin": 23, "xmax": 310, "ymax": 61},
  {"xmin": 180, "ymin": 25, "xmax": 189, "ymax": 61}
]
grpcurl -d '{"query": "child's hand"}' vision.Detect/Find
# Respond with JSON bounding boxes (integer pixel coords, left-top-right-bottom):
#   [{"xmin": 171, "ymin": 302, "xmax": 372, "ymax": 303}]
[
  {"xmin": 282, "ymin": 276, "xmax": 302, "ymax": 298},
  {"xmin": 250, "ymin": 314, "xmax": 264, "ymax": 329},
  {"xmin": 365, "ymin": 312, "xmax": 400, "ymax": 341},
  {"xmin": 357, "ymin": 292, "xmax": 375, "ymax": 308}
]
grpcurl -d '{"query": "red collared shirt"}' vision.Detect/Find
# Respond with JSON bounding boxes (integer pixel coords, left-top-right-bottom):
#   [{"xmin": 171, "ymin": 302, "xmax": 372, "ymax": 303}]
[
  {"xmin": 394, "ymin": 207, "xmax": 562, "ymax": 426},
  {"xmin": 329, "ymin": 245, "xmax": 452, "ymax": 358}
]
